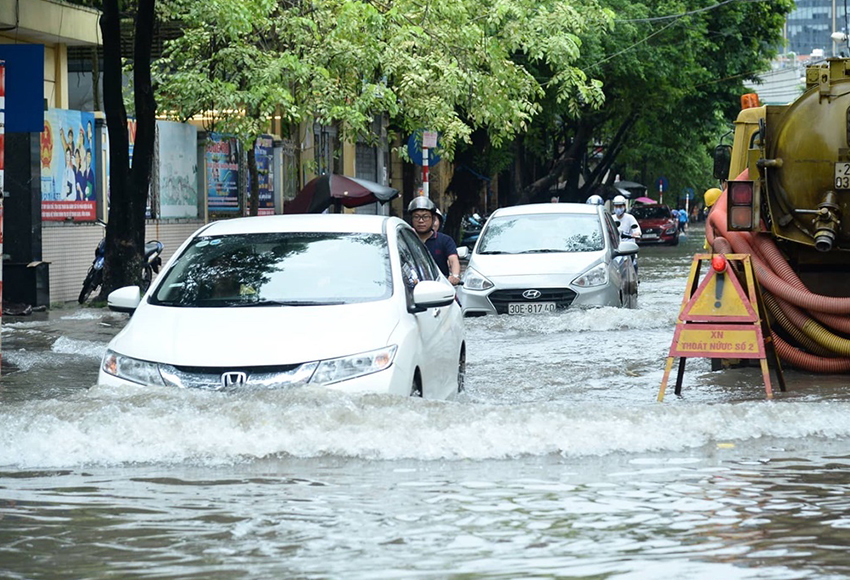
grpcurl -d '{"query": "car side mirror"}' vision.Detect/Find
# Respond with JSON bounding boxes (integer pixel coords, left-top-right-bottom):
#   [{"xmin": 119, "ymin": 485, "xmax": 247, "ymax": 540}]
[
  {"xmin": 108, "ymin": 285, "xmax": 142, "ymax": 314},
  {"xmin": 713, "ymin": 144, "xmax": 732, "ymax": 180},
  {"xmin": 456, "ymin": 246, "xmax": 469, "ymax": 260},
  {"xmin": 613, "ymin": 240, "xmax": 640, "ymax": 257},
  {"xmin": 410, "ymin": 280, "xmax": 455, "ymax": 312}
]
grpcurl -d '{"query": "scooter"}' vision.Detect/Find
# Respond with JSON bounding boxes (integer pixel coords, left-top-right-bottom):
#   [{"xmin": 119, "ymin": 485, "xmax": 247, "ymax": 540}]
[{"xmin": 78, "ymin": 223, "xmax": 164, "ymax": 304}]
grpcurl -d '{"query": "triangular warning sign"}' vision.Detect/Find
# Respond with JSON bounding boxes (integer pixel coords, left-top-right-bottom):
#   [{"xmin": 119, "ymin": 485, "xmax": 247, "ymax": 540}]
[{"xmin": 679, "ymin": 265, "xmax": 757, "ymax": 322}]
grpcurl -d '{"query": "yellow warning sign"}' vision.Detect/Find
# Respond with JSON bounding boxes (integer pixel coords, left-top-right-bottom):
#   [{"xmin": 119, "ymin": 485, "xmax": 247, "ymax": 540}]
[
  {"xmin": 674, "ymin": 325, "xmax": 763, "ymax": 358},
  {"xmin": 657, "ymin": 253, "xmax": 785, "ymax": 401},
  {"xmin": 679, "ymin": 262, "xmax": 756, "ymax": 322}
]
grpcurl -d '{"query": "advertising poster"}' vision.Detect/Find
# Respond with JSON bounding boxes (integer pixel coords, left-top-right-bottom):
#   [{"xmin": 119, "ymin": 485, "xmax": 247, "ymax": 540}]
[
  {"xmin": 40, "ymin": 108, "xmax": 97, "ymax": 221},
  {"xmin": 158, "ymin": 120, "xmax": 198, "ymax": 218},
  {"xmin": 246, "ymin": 135, "xmax": 274, "ymax": 216},
  {"xmin": 206, "ymin": 133, "xmax": 239, "ymax": 212}
]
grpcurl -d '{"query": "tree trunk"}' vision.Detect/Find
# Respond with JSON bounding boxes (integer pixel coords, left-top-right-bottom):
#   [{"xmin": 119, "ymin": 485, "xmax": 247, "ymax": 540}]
[
  {"xmin": 91, "ymin": 46, "xmax": 101, "ymax": 112},
  {"xmin": 99, "ymin": 0, "xmax": 157, "ymax": 298},
  {"xmin": 248, "ymin": 141, "xmax": 259, "ymax": 216}
]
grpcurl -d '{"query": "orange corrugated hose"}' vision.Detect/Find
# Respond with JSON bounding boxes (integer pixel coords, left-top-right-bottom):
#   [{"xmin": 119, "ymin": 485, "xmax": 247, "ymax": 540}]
[{"xmin": 705, "ymin": 169, "xmax": 850, "ymax": 372}]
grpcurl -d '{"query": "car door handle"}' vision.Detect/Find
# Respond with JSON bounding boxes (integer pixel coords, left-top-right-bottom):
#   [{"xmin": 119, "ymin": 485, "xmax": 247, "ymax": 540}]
[{"xmin": 433, "ymin": 307, "xmax": 441, "ymax": 318}]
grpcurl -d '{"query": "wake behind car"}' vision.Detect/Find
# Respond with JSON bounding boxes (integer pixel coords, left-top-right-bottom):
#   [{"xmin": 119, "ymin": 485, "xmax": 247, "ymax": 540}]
[
  {"xmin": 632, "ymin": 203, "xmax": 679, "ymax": 245},
  {"xmin": 99, "ymin": 215, "xmax": 466, "ymax": 399},
  {"xmin": 457, "ymin": 203, "xmax": 639, "ymax": 316}
]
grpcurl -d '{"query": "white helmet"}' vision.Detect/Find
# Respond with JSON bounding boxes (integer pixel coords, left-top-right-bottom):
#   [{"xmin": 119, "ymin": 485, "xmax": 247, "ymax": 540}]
[
  {"xmin": 612, "ymin": 195, "xmax": 627, "ymax": 206},
  {"xmin": 586, "ymin": 194, "xmax": 604, "ymax": 205}
]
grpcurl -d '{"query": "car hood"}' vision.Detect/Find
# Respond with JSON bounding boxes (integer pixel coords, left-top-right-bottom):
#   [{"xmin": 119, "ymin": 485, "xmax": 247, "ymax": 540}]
[
  {"xmin": 469, "ymin": 251, "xmax": 603, "ymax": 277},
  {"xmin": 109, "ymin": 300, "xmax": 400, "ymax": 367}
]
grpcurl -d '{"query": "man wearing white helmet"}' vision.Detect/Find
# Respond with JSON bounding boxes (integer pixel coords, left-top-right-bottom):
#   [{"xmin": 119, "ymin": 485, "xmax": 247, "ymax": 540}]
[{"xmin": 612, "ymin": 195, "xmax": 641, "ymax": 240}]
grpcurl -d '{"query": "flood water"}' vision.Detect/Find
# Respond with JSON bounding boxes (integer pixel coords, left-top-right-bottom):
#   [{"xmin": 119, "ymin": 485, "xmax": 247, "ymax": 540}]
[{"xmin": 3, "ymin": 230, "xmax": 850, "ymax": 580}]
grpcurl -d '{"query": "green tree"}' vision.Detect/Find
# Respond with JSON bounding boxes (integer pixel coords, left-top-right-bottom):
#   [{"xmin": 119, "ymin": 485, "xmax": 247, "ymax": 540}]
[
  {"xmin": 510, "ymin": 0, "xmax": 793, "ymax": 205},
  {"xmin": 155, "ymin": 0, "xmax": 611, "ymax": 209}
]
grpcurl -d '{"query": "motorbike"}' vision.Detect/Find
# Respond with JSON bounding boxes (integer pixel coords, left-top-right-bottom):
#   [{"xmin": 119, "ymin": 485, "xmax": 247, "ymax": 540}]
[
  {"xmin": 460, "ymin": 213, "xmax": 486, "ymax": 248},
  {"xmin": 78, "ymin": 223, "xmax": 164, "ymax": 304}
]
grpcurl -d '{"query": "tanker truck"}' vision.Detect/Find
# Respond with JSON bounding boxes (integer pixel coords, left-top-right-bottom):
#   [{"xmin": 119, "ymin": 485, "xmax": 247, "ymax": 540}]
[{"xmin": 708, "ymin": 57, "xmax": 850, "ymax": 372}]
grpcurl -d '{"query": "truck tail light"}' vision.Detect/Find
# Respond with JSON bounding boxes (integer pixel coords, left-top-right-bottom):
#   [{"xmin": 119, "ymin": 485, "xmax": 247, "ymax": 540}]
[{"xmin": 726, "ymin": 180, "xmax": 755, "ymax": 231}]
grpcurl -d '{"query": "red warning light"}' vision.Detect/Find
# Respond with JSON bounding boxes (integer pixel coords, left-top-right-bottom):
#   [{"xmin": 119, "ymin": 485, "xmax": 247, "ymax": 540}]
[{"xmin": 712, "ymin": 254, "xmax": 728, "ymax": 273}]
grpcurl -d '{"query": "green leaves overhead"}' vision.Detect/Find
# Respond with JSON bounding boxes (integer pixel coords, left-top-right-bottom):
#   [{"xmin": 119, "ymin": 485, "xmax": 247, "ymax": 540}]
[{"xmin": 154, "ymin": 0, "xmax": 611, "ymax": 158}]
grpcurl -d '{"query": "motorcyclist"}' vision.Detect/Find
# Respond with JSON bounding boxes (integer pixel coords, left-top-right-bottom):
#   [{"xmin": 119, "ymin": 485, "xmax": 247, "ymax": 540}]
[
  {"xmin": 612, "ymin": 195, "xmax": 641, "ymax": 240},
  {"xmin": 408, "ymin": 197, "xmax": 461, "ymax": 286},
  {"xmin": 612, "ymin": 194, "xmax": 640, "ymax": 280},
  {"xmin": 586, "ymin": 194, "xmax": 604, "ymax": 206}
]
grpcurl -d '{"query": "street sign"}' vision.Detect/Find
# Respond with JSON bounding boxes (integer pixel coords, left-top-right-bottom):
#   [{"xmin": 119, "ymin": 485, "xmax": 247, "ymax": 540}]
[
  {"xmin": 657, "ymin": 254, "xmax": 786, "ymax": 401},
  {"xmin": 681, "ymin": 187, "xmax": 694, "ymax": 200},
  {"xmin": 407, "ymin": 130, "xmax": 442, "ymax": 167},
  {"xmin": 657, "ymin": 176, "xmax": 668, "ymax": 192}
]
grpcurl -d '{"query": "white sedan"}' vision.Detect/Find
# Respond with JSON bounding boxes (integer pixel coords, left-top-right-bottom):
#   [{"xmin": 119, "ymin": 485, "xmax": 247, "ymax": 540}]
[
  {"xmin": 99, "ymin": 214, "xmax": 466, "ymax": 399},
  {"xmin": 458, "ymin": 203, "xmax": 639, "ymax": 315}
]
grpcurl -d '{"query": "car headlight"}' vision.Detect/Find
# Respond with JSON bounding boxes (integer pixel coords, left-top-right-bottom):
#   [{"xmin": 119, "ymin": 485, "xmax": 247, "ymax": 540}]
[
  {"xmin": 572, "ymin": 263, "xmax": 608, "ymax": 288},
  {"xmin": 309, "ymin": 345, "xmax": 398, "ymax": 386},
  {"xmin": 101, "ymin": 349, "xmax": 166, "ymax": 386},
  {"xmin": 462, "ymin": 267, "xmax": 494, "ymax": 291},
  {"xmin": 665, "ymin": 227, "xmax": 677, "ymax": 234}
]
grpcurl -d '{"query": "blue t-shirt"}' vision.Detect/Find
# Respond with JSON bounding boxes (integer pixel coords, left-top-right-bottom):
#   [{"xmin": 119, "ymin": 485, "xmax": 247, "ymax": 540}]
[{"xmin": 423, "ymin": 231, "xmax": 458, "ymax": 277}]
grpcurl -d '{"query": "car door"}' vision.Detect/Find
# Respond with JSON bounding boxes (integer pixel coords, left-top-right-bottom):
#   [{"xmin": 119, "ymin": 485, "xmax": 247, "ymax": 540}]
[{"xmin": 397, "ymin": 228, "xmax": 455, "ymax": 396}]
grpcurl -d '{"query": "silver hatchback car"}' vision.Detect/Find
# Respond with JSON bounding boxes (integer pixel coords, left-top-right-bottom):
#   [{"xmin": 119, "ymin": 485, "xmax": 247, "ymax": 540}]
[{"xmin": 457, "ymin": 203, "xmax": 639, "ymax": 316}]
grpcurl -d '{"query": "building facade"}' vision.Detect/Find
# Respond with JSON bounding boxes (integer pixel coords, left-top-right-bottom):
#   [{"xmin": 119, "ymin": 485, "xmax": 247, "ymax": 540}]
[{"xmin": 2, "ymin": 0, "xmax": 415, "ymax": 305}]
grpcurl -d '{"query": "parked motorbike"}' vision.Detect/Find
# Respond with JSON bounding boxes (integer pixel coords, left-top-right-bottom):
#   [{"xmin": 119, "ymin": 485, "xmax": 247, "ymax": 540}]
[
  {"xmin": 79, "ymin": 223, "xmax": 164, "ymax": 304},
  {"xmin": 460, "ymin": 213, "xmax": 486, "ymax": 248}
]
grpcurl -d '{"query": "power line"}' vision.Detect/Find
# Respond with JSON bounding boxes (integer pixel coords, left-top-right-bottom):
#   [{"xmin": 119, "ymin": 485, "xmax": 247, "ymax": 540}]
[{"xmin": 615, "ymin": 0, "xmax": 774, "ymax": 23}]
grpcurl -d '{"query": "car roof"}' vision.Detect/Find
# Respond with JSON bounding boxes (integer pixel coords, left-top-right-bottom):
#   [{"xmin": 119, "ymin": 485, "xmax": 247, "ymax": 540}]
[
  {"xmin": 196, "ymin": 214, "xmax": 403, "ymax": 236},
  {"xmin": 490, "ymin": 203, "xmax": 599, "ymax": 218}
]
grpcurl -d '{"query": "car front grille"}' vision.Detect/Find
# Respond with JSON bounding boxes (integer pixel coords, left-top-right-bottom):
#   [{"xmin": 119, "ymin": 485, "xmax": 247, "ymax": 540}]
[
  {"xmin": 643, "ymin": 227, "xmax": 660, "ymax": 235},
  {"xmin": 488, "ymin": 288, "xmax": 577, "ymax": 314},
  {"xmin": 158, "ymin": 362, "xmax": 317, "ymax": 390}
]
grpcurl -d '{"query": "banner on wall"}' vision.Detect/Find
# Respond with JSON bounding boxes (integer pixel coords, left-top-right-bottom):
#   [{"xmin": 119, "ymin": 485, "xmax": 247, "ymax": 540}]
[
  {"xmin": 206, "ymin": 133, "xmax": 239, "ymax": 212},
  {"xmin": 246, "ymin": 135, "xmax": 274, "ymax": 216},
  {"xmin": 158, "ymin": 120, "xmax": 198, "ymax": 218},
  {"xmin": 40, "ymin": 109, "xmax": 97, "ymax": 221}
]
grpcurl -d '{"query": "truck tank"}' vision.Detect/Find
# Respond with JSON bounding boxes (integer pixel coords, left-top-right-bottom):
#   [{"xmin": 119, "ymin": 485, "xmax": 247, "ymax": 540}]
[{"xmin": 707, "ymin": 58, "xmax": 850, "ymax": 373}]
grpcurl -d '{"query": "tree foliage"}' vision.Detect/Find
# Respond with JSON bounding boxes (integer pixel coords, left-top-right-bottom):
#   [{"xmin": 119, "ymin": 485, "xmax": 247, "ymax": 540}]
[
  {"xmin": 511, "ymin": 0, "xmax": 793, "ymax": 205},
  {"xmin": 154, "ymin": 0, "xmax": 611, "ymax": 160}
]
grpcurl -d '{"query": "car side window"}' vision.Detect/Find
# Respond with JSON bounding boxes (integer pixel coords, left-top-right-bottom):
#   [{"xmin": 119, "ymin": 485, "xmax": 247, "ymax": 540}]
[
  {"xmin": 399, "ymin": 228, "xmax": 439, "ymax": 281},
  {"xmin": 603, "ymin": 212, "xmax": 620, "ymax": 250},
  {"xmin": 397, "ymin": 234, "xmax": 422, "ymax": 302}
]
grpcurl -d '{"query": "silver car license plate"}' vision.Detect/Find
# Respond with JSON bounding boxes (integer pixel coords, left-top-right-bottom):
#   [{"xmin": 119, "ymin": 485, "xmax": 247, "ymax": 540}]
[
  {"xmin": 508, "ymin": 302, "xmax": 556, "ymax": 315},
  {"xmin": 835, "ymin": 162, "xmax": 850, "ymax": 189},
  {"xmin": 642, "ymin": 233, "xmax": 658, "ymax": 240}
]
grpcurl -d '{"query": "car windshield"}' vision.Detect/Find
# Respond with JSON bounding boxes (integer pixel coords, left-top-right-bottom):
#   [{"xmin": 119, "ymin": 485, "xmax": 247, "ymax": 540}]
[
  {"xmin": 632, "ymin": 206, "xmax": 670, "ymax": 220},
  {"xmin": 150, "ymin": 232, "xmax": 392, "ymax": 307},
  {"xmin": 477, "ymin": 213, "xmax": 604, "ymax": 254}
]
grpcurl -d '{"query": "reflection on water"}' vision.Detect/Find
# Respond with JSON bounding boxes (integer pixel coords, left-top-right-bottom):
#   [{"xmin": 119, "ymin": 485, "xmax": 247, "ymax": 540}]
[{"xmin": 2, "ymin": 232, "xmax": 850, "ymax": 579}]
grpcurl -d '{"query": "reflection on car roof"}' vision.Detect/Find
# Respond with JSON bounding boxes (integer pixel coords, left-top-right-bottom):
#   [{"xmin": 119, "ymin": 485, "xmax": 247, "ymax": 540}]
[
  {"xmin": 198, "ymin": 214, "xmax": 397, "ymax": 236},
  {"xmin": 491, "ymin": 203, "xmax": 599, "ymax": 217}
]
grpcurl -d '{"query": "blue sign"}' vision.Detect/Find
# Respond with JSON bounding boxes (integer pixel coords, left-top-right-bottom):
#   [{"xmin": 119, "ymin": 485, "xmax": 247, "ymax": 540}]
[
  {"xmin": 407, "ymin": 130, "xmax": 442, "ymax": 167},
  {"xmin": 656, "ymin": 176, "xmax": 668, "ymax": 192},
  {"xmin": 0, "ymin": 44, "xmax": 45, "ymax": 133},
  {"xmin": 681, "ymin": 187, "xmax": 694, "ymax": 200}
]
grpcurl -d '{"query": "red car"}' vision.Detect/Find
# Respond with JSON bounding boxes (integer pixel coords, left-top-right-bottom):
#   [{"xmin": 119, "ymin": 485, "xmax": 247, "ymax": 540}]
[{"xmin": 631, "ymin": 204, "xmax": 679, "ymax": 245}]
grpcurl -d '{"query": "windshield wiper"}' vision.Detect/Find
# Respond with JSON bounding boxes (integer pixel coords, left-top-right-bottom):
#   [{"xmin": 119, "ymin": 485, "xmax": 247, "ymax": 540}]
[
  {"xmin": 230, "ymin": 299, "xmax": 347, "ymax": 307},
  {"xmin": 517, "ymin": 249, "xmax": 564, "ymax": 254},
  {"xmin": 478, "ymin": 250, "xmax": 512, "ymax": 255}
]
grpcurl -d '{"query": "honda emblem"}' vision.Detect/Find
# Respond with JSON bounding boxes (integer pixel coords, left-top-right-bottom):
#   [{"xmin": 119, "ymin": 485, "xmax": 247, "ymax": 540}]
[{"xmin": 221, "ymin": 371, "xmax": 248, "ymax": 388}]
